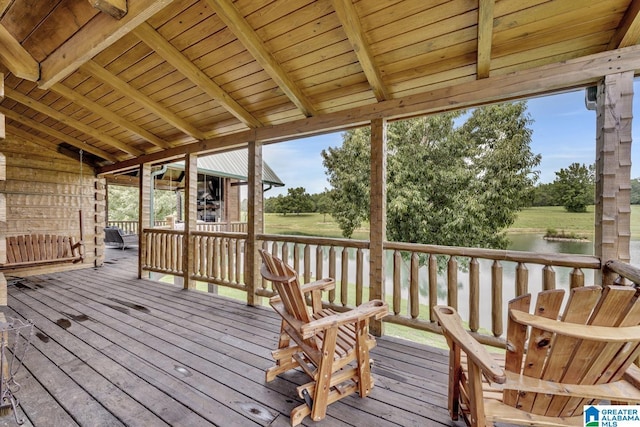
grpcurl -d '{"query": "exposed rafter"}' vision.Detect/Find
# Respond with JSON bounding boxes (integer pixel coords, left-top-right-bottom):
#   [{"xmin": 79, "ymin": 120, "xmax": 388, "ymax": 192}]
[
  {"xmin": 4, "ymin": 87, "xmax": 144, "ymax": 157},
  {"xmin": 331, "ymin": 0, "xmax": 390, "ymax": 101},
  {"xmin": 477, "ymin": 0, "xmax": 495, "ymax": 79},
  {"xmin": 38, "ymin": 0, "xmax": 176, "ymax": 90},
  {"xmin": 89, "ymin": 0, "xmax": 128, "ymax": 20},
  {"xmin": 98, "ymin": 44, "xmax": 640, "ymax": 175},
  {"xmin": 82, "ymin": 60, "xmax": 205, "ymax": 140},
  {"xmin": 0, "ymin": 106, "xmax": 119, "ymax": 162},
  {"xmin": 133, "ymin": 22, "xmax": 262, "ymax": 129},
  {"xmin": 608, "ymin": 0, "xmax": 640, "ymax": 48},
  {"xmin": 0, "ymin": 24, "xmax": 38, "ymax": 81},
  {"xmin": 51, "ymin": 83, "xmax": 172, "ymax": 150},
  {"xmin": 205, "ymin": 0, "xmax": 317, "ymax": 117}
]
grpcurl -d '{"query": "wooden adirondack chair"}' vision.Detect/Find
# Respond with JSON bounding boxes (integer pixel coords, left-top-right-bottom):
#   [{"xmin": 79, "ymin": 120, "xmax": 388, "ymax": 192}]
[
  {"xmin": 258, "ymin": 249, "xmax": 389, "ymax": 426},
  {"xmin": 435, "ymin": 285, "xmax": 640, "ymax": 427}
]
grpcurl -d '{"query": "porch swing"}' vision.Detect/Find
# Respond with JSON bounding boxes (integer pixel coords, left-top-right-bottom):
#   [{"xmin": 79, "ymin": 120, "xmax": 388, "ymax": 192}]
[{"xmin": 0, "ymin": 151, "xmax": 85, "ymax": 271}]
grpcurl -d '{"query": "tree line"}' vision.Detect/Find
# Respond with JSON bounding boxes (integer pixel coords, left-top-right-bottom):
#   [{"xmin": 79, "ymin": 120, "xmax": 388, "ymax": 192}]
[{"xmin": 265, "ymin": 102, "xmax": 638, "ymax": 250}]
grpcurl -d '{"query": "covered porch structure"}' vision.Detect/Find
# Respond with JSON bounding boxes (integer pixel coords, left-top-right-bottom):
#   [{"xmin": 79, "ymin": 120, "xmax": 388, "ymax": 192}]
[{"xmin": 0, "ymin": 0, "xmax": 639, "ymax": 425}]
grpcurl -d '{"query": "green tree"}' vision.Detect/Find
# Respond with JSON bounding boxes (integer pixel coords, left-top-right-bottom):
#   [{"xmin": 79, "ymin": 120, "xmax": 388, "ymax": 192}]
[
  {"xmin": 530, "ymin": 182, "xmax": 560, "ymax": 207},
  {"xmin": 553, "ymin": 163, "xmax": 594, "ymax": 212},
  {"xmin": 108, "ymin": 185, "xmax": 176, "ymax": 221},
  {"xmin": 322, "ymin": 102, "xmax": 540, "ymax": 248},
  {"xmin": 631, "ymin": 178, "xmax": 640, "ymax": 204},
  {"xmin": 279, "ymin": 187, "xmax": 314, "ymax": 215},
  {"xmin": 312, "ymin": 190, "xmax": 333, "ymax": 222}
]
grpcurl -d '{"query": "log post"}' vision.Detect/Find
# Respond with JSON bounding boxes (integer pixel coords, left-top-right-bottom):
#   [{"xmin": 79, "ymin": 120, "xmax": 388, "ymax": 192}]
[
  {"xmin": 138, "ymin": 162, "xmax": 151, "ymax": 279},
  {"xmin": 0, "ymin": 73, "xmax": 5, "ymax": 305},
  {"xmin": 183, "ymin": 153, "xmax": 197, "ymax": 289},
  {"xmin": 246, "ymin": 140, "xmax": 263, "ymax": 306},
  {"xmin": 369, "ymin": 118, "xmax": 386, "ymax": 336},
  {"xmin": 594, "ymin": 71, "xmax": 633, "ymax": 283}
]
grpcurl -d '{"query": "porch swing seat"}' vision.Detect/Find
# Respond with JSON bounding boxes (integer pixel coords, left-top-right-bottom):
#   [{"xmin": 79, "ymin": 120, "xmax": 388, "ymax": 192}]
[{"xmin": 0, "ymin": 234, "xmax": 83, "ymax": 270}]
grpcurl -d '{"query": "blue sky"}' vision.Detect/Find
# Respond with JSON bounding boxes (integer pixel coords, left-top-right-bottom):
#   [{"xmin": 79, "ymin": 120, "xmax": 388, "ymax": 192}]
[{"xmin": 263, "ymin": 83, "xmax": 640, "ymax": 197}]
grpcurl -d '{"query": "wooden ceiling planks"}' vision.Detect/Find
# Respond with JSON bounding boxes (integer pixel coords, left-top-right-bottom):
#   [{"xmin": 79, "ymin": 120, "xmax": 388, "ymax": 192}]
[{"xmin": 0, "ymin": 0, "xmax": 636, "ymax": 171}]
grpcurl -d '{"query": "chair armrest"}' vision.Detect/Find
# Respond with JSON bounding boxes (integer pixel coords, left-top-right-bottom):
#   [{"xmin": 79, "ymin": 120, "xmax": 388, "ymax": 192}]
[
  {"xmin": 434, "ymin": 305, "xmax": 506, "ymax": 384},
  {"xmin": 260, "ymin": 264, "xmax": 297, "ymax": 284},
  {"xmin": 300, "ymin": 300, "xmax": 388, "ymax": 339},
  {"xmin": 299, "ymin": 278, "xmax": 335, "ymax": 294}
]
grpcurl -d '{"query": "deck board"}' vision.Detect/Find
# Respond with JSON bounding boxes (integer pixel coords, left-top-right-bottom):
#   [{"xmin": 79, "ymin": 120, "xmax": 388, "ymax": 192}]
[{"xmin": 0, "ymin": 248, "xmax": 461, "ymax": 427}]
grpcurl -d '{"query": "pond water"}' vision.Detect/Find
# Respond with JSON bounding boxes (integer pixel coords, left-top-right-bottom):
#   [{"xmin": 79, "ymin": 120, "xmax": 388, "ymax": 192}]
[{"xmin": 423, "ymin": 233, "xmax": 640, "ymax": 332}]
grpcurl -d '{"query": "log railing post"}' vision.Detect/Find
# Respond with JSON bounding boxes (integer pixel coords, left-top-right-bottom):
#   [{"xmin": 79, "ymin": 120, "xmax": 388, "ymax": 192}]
[
  {"xmin": 183, "ymin": 153, "xmax": 197, "ymax": 289},
  {"xmin": 594, "ymin": 71, "xmax": 633, "ymax": 283},
  {"xmin": 246, "ymin": 140, "xmax": 263, "ymax": 306},
  {"xmin": 369, "ymin": 118, "xmax": 386, "ymax": 336},
  {"xmin": 138, "ymin": 162, "xmax": 150, "ymax": 279}
]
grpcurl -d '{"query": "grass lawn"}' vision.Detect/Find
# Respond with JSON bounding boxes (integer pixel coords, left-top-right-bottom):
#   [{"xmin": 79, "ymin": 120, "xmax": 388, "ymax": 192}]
[{"xmin": 265, "ymin": 205, "xmax": 640, "ymax": 239}]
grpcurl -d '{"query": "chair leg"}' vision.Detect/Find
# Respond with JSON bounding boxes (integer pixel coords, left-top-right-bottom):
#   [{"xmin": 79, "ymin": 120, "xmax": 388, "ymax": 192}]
[
  {"xmin": 310, "ymin": 327, "xmax": 338, "ymax": 422},
  {"xmin": 355, "ymin": 320, "xmax": 374, "ymax": 397}
]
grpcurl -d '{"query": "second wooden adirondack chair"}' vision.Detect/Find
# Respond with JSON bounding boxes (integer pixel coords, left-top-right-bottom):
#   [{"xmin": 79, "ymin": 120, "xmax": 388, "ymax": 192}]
[
  {"xmin": 259, "ymin": 249, "xmax": 389, "ymax": 426},
  {"xmin": 435, "ymin": 285, "xmax": 640, "ymax": 426}
]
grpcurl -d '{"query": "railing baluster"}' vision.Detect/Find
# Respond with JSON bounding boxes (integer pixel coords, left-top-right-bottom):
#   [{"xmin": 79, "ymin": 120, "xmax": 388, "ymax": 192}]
[
  {"xmin": 570, "ymin": 267, "xmax": 584, "ymax": 289},
  {"xmin": 304, "ymin": 244, "xmax": 311, "ymax": 283},
  {"xmin": 469, "ymin": 257, "xmax": 479, "ymax": 333},
  {"xmin": 542, "ymin": 265, "xmax": 555, "ymax": 290},
  {"xmin": 410, "ymin": 252, "xmax": 419, "ymax": 319},
  {"xmin": 427, "ymin": 254, "xmax": 437, "ymax": 322},
  {"xmin": 206, "ymin": 236, "xmax": 213, "ymax": 278},
  {"xmin": 212, "ymin": 237, "xmax": 219, "ymax": 279},
  {"xmin": 236, "ymin": 239, "xmax": 242, "ymax": 285},
  {"xmin": 492, "ymin": 260, "xmax": 503, "ymax": 338},
  {"xmin": 316, "ymin": 245, "xmax": 323, "ymax": 281},
  {"xmin": 281, "ymin": 242, "xmax": 289, "ymax": 264},
  {"xmin": 328, "ymin": 247, "xmax": 336, "ymax": 303},
  {"xmin": 516, "ymin": 262, "xmax": 528, "ymax": 296},
  {"xmin": 220, "ymin": 238, "xmax": 227, "ymax": 281},
  {"xmin": 447, "ymin": 256, "xmax": 458, "ymax": 310},
  {"xmin": 293, "ymin": 244, "xmax": 300, "ymax": 275},
  {"xmin": 393, "ymin": 250, "xmax": 401, "ymax": 316},
  {"xmin": 341, "ymin": 247, "xmax": 349, "ymax": 306},
  {"xmin": 356, "ymin": 248, "xmax": 363, "ymax": 306}
]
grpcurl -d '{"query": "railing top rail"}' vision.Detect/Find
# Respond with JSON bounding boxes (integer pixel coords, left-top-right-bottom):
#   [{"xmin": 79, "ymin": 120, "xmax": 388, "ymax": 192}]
[
  {"xmin": 258, "ymin": 233, "xmax": 370, "ymax": 249},
  {"xmin": 604, "ymin": 260, "xmax": 640, "ymax": 284},
  {"xmin": 142, "ymin": 228, "xmax": 185, "ymax": 236},
  {"xmin": 384, "ymin": 241, "xmax": 601, "ymax": 269},
  {"xmin": 192, "ymin": 231, "xmax": 248, "ymax": 238}
]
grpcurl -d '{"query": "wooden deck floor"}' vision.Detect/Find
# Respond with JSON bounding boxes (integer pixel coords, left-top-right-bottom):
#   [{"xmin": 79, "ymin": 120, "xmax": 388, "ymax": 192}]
[{"xmin": 1, "ymin": 248, "xmax": 461, "ymax": 427}]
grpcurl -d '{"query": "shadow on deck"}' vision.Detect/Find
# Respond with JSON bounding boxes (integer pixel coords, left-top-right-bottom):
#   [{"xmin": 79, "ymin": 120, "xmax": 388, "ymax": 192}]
[{"xmin": 0, "ymin": 247, "xmax": 461, "ymax": 426}]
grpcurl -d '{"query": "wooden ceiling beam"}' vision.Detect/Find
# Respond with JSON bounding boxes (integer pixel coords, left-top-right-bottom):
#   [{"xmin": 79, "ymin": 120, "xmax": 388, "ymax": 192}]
[
  {"xmin": 89, "ymin": 0, "xmax": 128, "ymax": 20},
  {"xmin": 206, "ymin": 0, "xmax": 317, "ymax": 117},
  {"xmin": 0, "ymin": 24, "xmax": 39, "ymax": 81},
  {"xmin": 98, "ymin": 43, "xmax": 640, "ymax": 175},
  {"xmin": 331, "ymin": 0, "xmax": 390, "ymax": 101},
  {"xmin": 477, "ymin": 0, "xmax": 495, "ymax": 79},
  {"xmin": 0, "ymin": 0, "xmax": 11, "ymax": 16},
  {"xmin": 82, "ymin": 60, "xmax": 205, "ymax": 140},
  {"xmin": 133, "ymin": 22, "xmax": 262, "ymax": 128},
  {"xmin": 0, "ymin": 106, "xmax": 120, "ymax": 162},
  {"xmin": 38, "ymin": 0, "xmax": 176, "ymax": 90},
  {"xmin": 609, "ymin": 0, "xmax": 640, "ymax": 48},
  {"xmin": 51, "ymin": 82, "xmax": 172, "ymax": 150},
  {"xmin": 4, "ymin": 87, "xmax": 144, "ymax": 157}
]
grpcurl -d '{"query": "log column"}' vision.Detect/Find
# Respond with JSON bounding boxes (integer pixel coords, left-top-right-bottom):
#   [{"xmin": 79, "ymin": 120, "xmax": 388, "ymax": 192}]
[
  {"xmin": 183, "ymin": 153, "xmax": 198, "ymax": 289},
  {"xmin": 595, "ymin": 71, "xmax": 633, "ymax": 279},
  {"xmin": 369, "ymin": 118, "xmax": 387, "ymax": 336},
  {"xmin": 0, "ymin": 74, "xmax": 5, "ymax": 305},
  {"xmin": 138, "ymin": 163, "xmax": 151, "ymax": 279},
  {"xmin": 246, "ymin": 140, "xmax": 263, "ymax": 306}
]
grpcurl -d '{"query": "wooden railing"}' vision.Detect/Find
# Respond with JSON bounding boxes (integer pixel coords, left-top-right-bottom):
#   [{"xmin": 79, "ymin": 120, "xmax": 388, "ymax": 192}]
[
  {"xmin": 114, "ymin": 220, "xmax": 247, "ymax": 234},
  {"xmin": 141, "ymin": 230, "xmax": 604, "ymax": 347},
  {"xmin": 603, "ymin": 259, "xmax": 640, "ymax": 286}
]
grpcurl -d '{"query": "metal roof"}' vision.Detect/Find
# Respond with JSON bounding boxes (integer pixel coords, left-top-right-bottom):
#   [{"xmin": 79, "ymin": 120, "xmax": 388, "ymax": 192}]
[{"xmin": 169, "ymin": 149, "xmax": 284, "ymax": 187}]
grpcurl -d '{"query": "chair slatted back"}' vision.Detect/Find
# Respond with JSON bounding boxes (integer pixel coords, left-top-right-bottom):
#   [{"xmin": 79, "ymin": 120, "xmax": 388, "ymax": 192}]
[
  {"xmin": 259, "ymin": 249, "xmax": 311, "ymax": 324},
  {"xmin": 505, "ymin": 285, "xmax": 640, "ymax": 418},
  {"xmin": 6, "ymin": 234, "xmax": 76, "ymax": 263}
]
